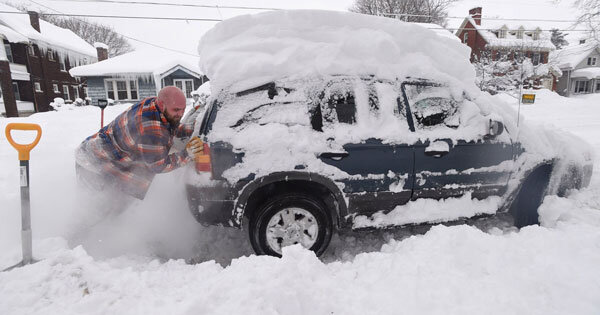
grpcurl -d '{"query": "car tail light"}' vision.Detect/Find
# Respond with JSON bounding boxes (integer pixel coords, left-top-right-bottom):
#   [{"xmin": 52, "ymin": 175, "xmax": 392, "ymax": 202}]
[{"xmin": 195, "ymin": 142, "xmax": 212, "ymax": 173}]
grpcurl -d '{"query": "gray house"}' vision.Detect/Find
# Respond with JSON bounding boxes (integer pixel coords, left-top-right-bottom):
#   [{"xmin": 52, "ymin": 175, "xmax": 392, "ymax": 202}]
[
  {"xmin": 69, "ymin": 48, "xmax": 206, "ymax": 105},
  {"xmin": 552, "ymin": 42, "xmax": 600, "ymax": 96}
]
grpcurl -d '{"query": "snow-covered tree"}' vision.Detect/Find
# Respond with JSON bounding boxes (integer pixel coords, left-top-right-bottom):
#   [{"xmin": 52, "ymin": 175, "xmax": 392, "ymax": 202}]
[
  {"xmin": 473, "ymin": 50, "xmax": 513, "ymax": 94},
  {"xmin": 550, "ymin": 28, "xmax": 569, "ymax": 49},
  {"xmin": 350, "ymin": 0, "xmax": 458, "ymax": 27}
]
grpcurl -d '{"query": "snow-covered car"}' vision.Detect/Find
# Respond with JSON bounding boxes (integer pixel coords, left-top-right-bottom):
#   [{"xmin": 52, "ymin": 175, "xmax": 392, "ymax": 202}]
[{"xmin": 185, "ymin": 10, "xmax": 593, "ymax": 257}]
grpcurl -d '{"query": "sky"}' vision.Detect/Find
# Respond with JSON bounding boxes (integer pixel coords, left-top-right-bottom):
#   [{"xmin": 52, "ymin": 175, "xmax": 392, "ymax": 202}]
[{"xmin": 7, "ymin": 0, "xmax": 588, "ymax": 56}]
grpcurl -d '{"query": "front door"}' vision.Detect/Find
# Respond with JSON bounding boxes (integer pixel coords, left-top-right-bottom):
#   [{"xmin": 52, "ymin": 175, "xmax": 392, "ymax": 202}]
[
  {"xmin": 174, "ymin": 79, "xmax": 194, "ymax": 98},
  {"xmin": 401, "ymin": 82, "xmax": 514, "ymax": 214}
]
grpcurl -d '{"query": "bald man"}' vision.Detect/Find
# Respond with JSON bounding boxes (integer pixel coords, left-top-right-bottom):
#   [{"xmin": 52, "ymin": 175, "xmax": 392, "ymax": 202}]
[{"xmin": 75, "ymin": 86, "xmax": 203, "ymax": 202}]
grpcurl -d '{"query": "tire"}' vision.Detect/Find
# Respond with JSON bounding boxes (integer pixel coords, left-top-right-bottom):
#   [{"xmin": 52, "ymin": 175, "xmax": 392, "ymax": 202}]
[
  {"xmin": 249, "ymin": 193, "xmax": 333, "ymax": 257},
  {"xmin": 510, "ymin": 164, "xmax": 553, "ymax": 228}
]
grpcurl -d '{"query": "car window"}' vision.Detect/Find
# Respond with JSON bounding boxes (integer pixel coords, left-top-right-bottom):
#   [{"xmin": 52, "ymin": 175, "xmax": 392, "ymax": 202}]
[
  {"xmin": 403, "ymin": 84, "xmax": 458, "ymax": 128},
  {"xmin": 320, "ymin": 81, "xmax": 357, "ymax": 125},
  {"xmin": 231, "ymin": 102, "xmax": 310, "ymax": 129}
]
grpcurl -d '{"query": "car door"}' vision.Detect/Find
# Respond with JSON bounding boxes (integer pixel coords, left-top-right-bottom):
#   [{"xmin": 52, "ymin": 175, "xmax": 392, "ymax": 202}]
[
  {"xmin": 401, "ymin": 81, "xmax": 514, "ymax": 203},
  {"xmin": 316, "ymin": 78, "xmax": 414, "ymax": 216}
]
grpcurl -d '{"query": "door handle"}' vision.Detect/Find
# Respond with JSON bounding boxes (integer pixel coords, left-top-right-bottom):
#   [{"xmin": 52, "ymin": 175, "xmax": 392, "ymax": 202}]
[
  {"xmin": 424, "ymin": 150, "xmax": 448, "ymax": 158},
  {"xmin": 320, "ymin": 152, "xmax": 349, "ymax": 160}
]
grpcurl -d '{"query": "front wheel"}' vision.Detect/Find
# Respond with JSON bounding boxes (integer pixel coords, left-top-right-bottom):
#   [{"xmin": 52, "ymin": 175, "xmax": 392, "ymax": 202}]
[{"xmin": 249, "ymin": 193, "xmax": 333, "ymax": 257}]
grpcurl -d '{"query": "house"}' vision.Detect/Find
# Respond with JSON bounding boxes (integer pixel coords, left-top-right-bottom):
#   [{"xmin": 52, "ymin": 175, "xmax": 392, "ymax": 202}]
[
  {"xmin": 551, "ymin": 41, "xmax": 600, "ymax": 96},
  {"xmin": 69, "ymin": 49, "xmax": 207, "ymax": 105},
  {"xmin": 455, "ymin": 7, "xmax": 557, "ymax": 90},
  {"xmin": 0, "ymin": 5, "xmax": 98, "ymax": 117}
]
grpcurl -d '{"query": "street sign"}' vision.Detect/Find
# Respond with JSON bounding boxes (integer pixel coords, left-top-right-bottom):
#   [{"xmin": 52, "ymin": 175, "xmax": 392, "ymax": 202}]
[{"xmin": 521, "ymin": 93, "xmax": 536, "ymax": 104}]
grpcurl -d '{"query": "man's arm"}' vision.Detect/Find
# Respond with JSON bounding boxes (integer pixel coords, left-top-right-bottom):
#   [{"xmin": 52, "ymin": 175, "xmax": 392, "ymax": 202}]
[{"xmin": 138, "ymin": 128, "xmax": 190, "ymax": 174}]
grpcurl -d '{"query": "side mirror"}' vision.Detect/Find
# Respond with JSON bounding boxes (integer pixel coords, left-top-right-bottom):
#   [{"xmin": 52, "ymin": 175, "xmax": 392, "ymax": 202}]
[{"xmin": 488, "ymin": 120, "xmax": 504, "ymax": 137}]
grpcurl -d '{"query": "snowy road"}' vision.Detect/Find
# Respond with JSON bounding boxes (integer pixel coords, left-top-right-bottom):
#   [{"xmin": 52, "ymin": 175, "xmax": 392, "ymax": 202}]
[{"xmin": 1, "ymin": 91, "xmax": 600, "ymax": 314}]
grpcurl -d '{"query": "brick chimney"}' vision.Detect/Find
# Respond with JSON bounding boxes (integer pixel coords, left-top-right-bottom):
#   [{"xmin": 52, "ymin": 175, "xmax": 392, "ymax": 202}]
[
  {"xmin": 469, "ymin": 7, "xmax": 482, "ymax": 26},
  {"xmin": 94, "ymin": 42, "xmax": 109, "ymax": 61},
  {"xmin": 28, "ymin": 11, "xmax": 40, "ymax": 32}
]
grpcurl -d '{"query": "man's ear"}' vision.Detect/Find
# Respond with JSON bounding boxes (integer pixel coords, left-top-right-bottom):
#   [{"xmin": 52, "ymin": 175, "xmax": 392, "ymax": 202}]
[{"xmin": 156, "ymin": 99, "xmax": 165, "ymax": 112}]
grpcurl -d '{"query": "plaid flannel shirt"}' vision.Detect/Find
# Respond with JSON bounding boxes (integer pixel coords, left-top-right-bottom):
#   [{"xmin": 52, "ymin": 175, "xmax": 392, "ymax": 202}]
[{"xmin": 76, "ymin": 97, "xmax": 194, "ymax": 199}]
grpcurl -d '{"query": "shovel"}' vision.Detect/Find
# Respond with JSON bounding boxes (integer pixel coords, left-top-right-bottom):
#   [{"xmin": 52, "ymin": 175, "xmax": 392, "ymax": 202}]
[{"xmin": 3, "ymin": 123, "xmax": 42, "ymax": 271}]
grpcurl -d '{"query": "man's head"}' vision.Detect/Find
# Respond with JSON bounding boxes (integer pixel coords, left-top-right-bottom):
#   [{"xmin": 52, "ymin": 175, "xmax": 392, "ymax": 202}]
[{"xmin": 157, "ymin": 86, "xmax": 187, "ymax": 126}]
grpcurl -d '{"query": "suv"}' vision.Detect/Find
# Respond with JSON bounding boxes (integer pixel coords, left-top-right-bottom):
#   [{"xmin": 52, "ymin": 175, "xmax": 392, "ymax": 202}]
[{"xmin": 185, "ymin": 75, "xmax": 593, "ymax": 257}]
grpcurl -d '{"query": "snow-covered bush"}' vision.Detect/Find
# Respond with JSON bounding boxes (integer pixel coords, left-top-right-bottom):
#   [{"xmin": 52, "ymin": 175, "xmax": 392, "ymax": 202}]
[
  {"xmin": 73, "ymin": 98, "xmax": 84, "ymax": 106},
  {"xmin": 49, "ymin": 97, "xmax": 75, "ymax": 111}
]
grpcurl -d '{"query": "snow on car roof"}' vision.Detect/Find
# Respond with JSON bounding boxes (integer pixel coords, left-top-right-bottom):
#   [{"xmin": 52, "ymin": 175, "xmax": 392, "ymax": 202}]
[
  {"xmin": 0, "ymin": 3, "xmax": 96, "ymax": 58},
  {"xmin": 198, "ymin": 10, "xmax": 476, "ymax": 94}
]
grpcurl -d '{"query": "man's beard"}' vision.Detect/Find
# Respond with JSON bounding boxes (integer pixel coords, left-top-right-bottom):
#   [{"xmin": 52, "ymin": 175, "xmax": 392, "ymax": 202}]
[{"xmin": 163, "ymin": 110, "xmax": 180, "ymax": 127}]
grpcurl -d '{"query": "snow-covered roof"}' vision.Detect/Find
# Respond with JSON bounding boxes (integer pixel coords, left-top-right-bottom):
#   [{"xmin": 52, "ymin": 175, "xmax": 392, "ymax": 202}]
[
  {"xmin": 199, "ymin": 10, "xmax": 475, "ymax": 93},
  {"xmin": 69, "ymin": 49, "xmax": 201, "ymax": 78},
  {"xmin": 550, "ymin": 42, "xmax": 600, "ymax": 70},
  {"xmin": 456, "ymin": 17, "xmax": 555, "ymax": 52},
  {"xmin": 0, "ymin": 4, "xmax": 96, "ymax": 58},
  {"xmin": 571, "ymin": 67, "xmax": 600, "ymax": 79}
]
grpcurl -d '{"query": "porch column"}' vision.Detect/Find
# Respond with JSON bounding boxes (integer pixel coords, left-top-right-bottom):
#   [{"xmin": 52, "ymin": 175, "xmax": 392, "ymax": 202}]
[{"xmin": 0, "ymin": 60, "xmax": 18, "ymax": 117}]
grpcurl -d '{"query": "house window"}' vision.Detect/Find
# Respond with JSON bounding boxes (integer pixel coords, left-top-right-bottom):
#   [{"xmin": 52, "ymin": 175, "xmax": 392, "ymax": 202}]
[
  {"xmin": 174, "ymin": 79, "xmax": 194, "ymax": 98},
  {"xmin": 498, "ymin": 29, "xmax": 507, "ymax": 38},
  {"xmin": 12, "ymin": 82, "xmax": 20, "ymax": 100},
  {"xmin": 83, "ymin": 86, "xmax": 88, "ymax": 97},
  {"xmin": 53, "ymin": 84, "xmax": 59, "ymax": 93},
  {"xmin": 105, "ymin": 79, "xmax": 138, "ymax": 101},
  {"xmin": 63, "ymin": 85, "xmax": 70, "ymax": 100},
  {"xmin": 4, "ymin": 43, "xmax": 13, "ymax": 62},
  {"xmin": 533, "ymin": 32, "xmax": 539, "ymax": 40},
  {"xmin": 130, "ymin": 80, "xmax": 138, "ymax": 99},
  {"xmin": 596, "ymin": 81, "xmax": 600, "ymax": 93},
  {"xmin": 532, "ymin": 53, "xmax": 541, "ymax": 66},
  {"xmin": 463, "ymin": 32, "xmax": 468, "ymax": 44},
  {"xmin": 574, "ymin": 80, "xmax": 590, "ymax": 94},
  {"xmin": 27, "ymin": 45, "xmax": 35, "ymax": 56},
  {"xmin": 517, "ymin": 31, "xmax": 523, "ymax": 39},
  {"xmin": 59, "ymin": 53, "xmax": 66, "ymax": 71},
  {"xmin": 47, "ymin": 48, "xmax": 55, "ymax": 61},
  {"xmin": 72, "ymin": 85, "xmax": 79, "ymax": 99},
  {"xmin": 588, "ymin": 57, "xmax": 597, "ymax": 66},
  {"xmin": 34, "ymin": 82, "xmax": 42, "ymax": 92}
]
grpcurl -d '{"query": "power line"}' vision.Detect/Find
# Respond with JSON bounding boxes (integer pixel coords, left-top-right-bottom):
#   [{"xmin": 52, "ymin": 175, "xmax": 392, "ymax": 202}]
[
  {"xmin": 45, "ymin": 0, "xmax": 282, "ymax": 11},
  {"xmin": 381, "ymin": 13, "xmax": 598, "ymax": 24},
  {"xmin": 25, "ymin": 0, "xmax": 201, "ymax": 56},
  {"xmin": 0, "ymin": 10, "xmax": 593, "ymax": 31}
]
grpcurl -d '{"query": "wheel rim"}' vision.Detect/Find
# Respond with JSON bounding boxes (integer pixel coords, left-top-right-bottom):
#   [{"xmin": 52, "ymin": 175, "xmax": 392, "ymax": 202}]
[{"xmin": 265, "ymin": 207, "xmax": 319, "ymax": 255}]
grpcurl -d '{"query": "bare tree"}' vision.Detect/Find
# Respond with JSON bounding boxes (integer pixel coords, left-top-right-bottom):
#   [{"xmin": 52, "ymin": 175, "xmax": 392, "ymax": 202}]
[
  {"xmin": 41, "ymin": 16, "xmax": 133, "ymax": 57},
  {"xmin": 574, "ymin": 0, "xmax": 600, "ymax": 41},
  {"xmin": 350, "ymin": 0, "xmax": 458, "ymax": 27}
]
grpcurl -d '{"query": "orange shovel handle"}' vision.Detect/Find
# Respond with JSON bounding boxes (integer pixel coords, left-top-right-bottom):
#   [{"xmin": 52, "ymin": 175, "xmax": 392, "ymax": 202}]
[{"xmin": 5, "ymin": 123, "xmax": 42, "ymax": 161}]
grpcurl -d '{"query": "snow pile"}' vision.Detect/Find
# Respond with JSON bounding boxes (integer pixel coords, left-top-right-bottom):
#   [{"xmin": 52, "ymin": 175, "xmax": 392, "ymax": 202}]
[
  {"xmin": 198, "ymin": 10, "xmax": 475, "ymax": 93},
  {"xmin": 1, "ymin": 91, "xmax": 600, "ymax": 314}
]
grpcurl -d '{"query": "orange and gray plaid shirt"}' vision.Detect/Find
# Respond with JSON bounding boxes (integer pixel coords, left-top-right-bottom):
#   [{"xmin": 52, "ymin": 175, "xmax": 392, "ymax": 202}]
[{"xmin": 76, "ymin": 97, "xmax": 194, "ymax": 199}]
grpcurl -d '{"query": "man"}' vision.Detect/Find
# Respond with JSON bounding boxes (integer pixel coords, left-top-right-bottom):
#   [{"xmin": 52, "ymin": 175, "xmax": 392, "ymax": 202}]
[{"xmin": 75, "ymin": 86, "xmax": 204, "ymax": 205}]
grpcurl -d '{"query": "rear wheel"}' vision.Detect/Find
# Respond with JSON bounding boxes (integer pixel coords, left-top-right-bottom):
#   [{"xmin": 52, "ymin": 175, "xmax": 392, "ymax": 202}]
[{"xmin": 249, "ymin": 193, "xmax": 333, "ymax": 257}]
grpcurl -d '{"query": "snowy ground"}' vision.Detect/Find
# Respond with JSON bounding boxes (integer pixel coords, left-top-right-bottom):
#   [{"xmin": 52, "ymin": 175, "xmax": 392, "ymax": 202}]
[{"xmin": 1, "ymin": 91, "xmax": 600, "ymax": 314}]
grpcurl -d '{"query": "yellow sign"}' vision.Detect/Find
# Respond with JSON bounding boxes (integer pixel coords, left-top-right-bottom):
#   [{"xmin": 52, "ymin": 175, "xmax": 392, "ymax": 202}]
[{"xmin": 522, "ymin": 93, "xmax": 536, "ymax": 104}]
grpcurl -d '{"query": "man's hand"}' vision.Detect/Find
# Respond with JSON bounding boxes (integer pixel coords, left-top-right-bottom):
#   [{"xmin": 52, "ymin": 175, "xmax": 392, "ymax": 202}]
[{"xmin": 186, "ymin": 137, "xmax": 204, "ymax": 158}]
